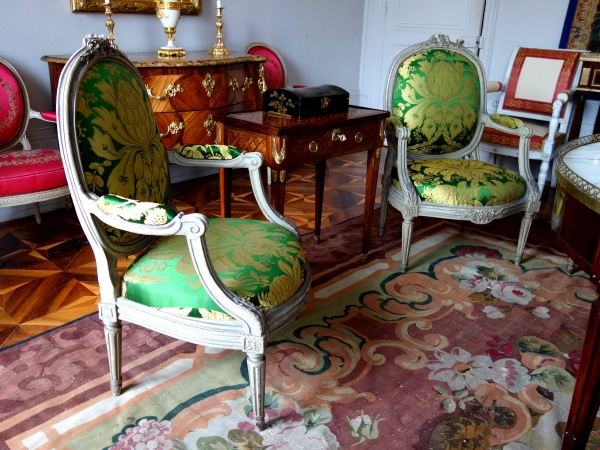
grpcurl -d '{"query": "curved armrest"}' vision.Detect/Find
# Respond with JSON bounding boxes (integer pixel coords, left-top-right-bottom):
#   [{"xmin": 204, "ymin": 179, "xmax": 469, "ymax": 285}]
[
  {"xmin": 486, "ymin": 81, "xmax": 503, "ymax": 93},
  {"xmin": 483, "ymin": 114, "xmax": 534, "ymax": 138},
  {"xmin": 30, "ymin": 110, "xmax": 57, "ymax": 123}
]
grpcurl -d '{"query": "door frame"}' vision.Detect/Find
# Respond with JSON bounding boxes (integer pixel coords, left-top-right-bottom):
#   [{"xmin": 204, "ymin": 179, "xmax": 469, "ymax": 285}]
[{"xmin": 358, "ymin": 0, "xmax": 500, "ymax": 110}]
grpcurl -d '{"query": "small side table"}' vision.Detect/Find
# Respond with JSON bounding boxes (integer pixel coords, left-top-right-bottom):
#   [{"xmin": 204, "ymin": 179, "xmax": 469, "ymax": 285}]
[
  {"xmin": 215, "ymin": 106, "xmax": 390, "ymax": 259},
  {"xmin": 568, "ymin": 53, "xmax": 600, "ymax": 141}
]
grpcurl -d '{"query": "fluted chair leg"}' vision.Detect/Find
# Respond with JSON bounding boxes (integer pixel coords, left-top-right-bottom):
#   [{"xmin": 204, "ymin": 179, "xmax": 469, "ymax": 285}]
[
  {"xmin": 400, "ymin": 217, "xmax": 414, "ymax": 273},
  {"xmin": 33, "ymin": 202, "xmax": 42, "ymax": 224},
  {"xmin": 103, "ymin": 319, "xmax": 123, "ymax": 396},
  {"xmin": 247, "ymin": 352, "xmax": 266, "ymax": 430},
  {"xmin": 514, "ymin": 212, "xmax": 533, "ymax": 266}
]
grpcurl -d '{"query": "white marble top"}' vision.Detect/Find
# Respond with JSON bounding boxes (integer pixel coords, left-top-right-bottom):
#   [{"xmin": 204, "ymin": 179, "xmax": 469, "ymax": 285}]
[{"xmin": 562, "ymin": 140, "xmax": 600, "ymax": 189}]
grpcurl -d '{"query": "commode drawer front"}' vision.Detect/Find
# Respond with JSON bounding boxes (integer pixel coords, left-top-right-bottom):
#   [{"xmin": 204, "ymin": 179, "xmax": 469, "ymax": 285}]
[{"xmin": 286, "ymin": 122, "xmax": 378, "ymax": 166}]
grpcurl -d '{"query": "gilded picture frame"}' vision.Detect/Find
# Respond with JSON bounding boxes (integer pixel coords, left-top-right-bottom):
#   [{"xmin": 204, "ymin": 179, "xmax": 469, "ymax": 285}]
[{"xmin": 71, "ymin": 0, "xmax": 201, "ymax": 15}]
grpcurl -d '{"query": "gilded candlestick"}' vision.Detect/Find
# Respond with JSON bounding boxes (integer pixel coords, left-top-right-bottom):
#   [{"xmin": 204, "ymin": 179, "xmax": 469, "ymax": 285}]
[
  {"xmin": 104, "ymin": 1, "xmax": 118, "ymax": 49},
  {"xmin": 208, "ymin": 6, "xmax": 230, "ymax": 57}
]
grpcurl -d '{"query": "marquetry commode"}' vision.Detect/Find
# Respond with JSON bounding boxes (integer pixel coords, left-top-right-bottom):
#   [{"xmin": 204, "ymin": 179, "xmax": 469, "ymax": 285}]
[{"xmin": 41, "ymin": 51, "xmax": 267, "ymax": 148}]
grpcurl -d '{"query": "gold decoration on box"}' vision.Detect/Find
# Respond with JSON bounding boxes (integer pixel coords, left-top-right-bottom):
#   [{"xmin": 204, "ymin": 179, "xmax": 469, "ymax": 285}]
[
  {"xmin": 71, "ymin": 0, "xmax": 200, "ymax": 14},
  {"xmin": 229, "ymin": 77, "xmax": 253, "ymax": 92},
  {"xmin": 203, "ymin": 73, "xmax": 215, "ymax": 97},
  {"xmin": 321, "ymin": 97, "xmax": 331, "ymax": 108}
]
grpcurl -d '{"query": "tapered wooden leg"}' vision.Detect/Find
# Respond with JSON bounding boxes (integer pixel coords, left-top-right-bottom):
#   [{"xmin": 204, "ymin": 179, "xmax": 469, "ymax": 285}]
[
  {"xmin": 220, "ymin": 168, "xmax": 232, "ymax": 218},
  {"xmin": 379, "ymin": 143, "xmax": 397, "ymax": 235},
  {"xmin": 103, "ymin": 319, "xmax": 122, "ymax": 396},
  {"xmin": 270, "ymin": 170, "xmax": 287, "ymax": 214},
  {"xmin": 314, "ymin": 160, "xmax": 326, "ymax": 245},
  {"xmin": 33, "ymin": 202, "xmax": 41, "ymax": 224},
  {"xmin": 561, "ymin": 297, "xmax": 600, "ymax": 449},
  {"xmin": 514, "ymin": 212, "xmax": 533, "ymax": 265},
  {"xmin": 362, "ymin": 147, "xmax": 382, "ymax": 261},
  {"xmin": 247, "ymin": 353, "xmax": 266, "ymax": 430}
]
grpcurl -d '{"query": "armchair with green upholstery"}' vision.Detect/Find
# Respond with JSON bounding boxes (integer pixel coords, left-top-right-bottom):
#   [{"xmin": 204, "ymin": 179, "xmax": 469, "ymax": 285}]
[
  {"xmin": 379, "ymin": 34, "xmax": 541, "ymax": 272},
  {"xmin": 56, "ymin": 36, "xmax": 311, "ymax": 430}
]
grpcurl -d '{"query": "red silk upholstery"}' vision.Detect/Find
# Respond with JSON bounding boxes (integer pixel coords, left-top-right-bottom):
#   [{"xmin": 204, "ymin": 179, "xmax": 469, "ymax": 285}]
[
  {"xmin": 0, "ymin": 149, "xmax": 67, "ymax": 196},
  {"xmin": 481, "ymin": 126, "xmax": 565, "ymax": 151},
  {"xmin": 40, "ymin": 111, "xmax": 56, "ymax": 122},
  {"xmin": 246, "ymin": 45, "xmax": 286, "ymax": 89},
  {"xmin": 0, "ymin": 63, "xmax": 25, "ymax": 147},
  {"xmin": 502, "ymin": 48, "xmax": 580, "ymax": 117}
]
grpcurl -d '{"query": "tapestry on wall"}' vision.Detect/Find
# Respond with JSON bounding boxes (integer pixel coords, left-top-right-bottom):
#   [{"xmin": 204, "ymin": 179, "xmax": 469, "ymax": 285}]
[{"xmin": 561, "ymin": 0, "xmax": 600, "ymax": 51}]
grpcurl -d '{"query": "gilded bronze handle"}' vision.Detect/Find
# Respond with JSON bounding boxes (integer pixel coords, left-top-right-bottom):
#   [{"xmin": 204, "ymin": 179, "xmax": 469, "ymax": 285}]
[
  {"xmin": 229, "ymin": 77, "xmax": 254, "ymax": 92},
  {"xmin": 204, "ymin": 114, "xmax": 216, "ymax": 137},
  {"xmin": 332, "ymin": 128, "xmax": 346, "ymax": 142},
  {"xmin": 309, "ymin": 141, "xmax": 318, "ymax": 153},
  {"xmin": 355, "ymin": 132, "xmax": 363, "ymax": 143},
  {"xmin": 203, "ymin": 73, "xmax": 215, "ymax": 97},
  {"xmin": 159, "ymin": 121, "xmax": 185, "ymax": 138},
  {"xmin": 145, "ymin": 83, "xmax": 184, "ymax": 100},
  {"xmin": 272, "ymin": 135, "xmax": 287, "ymax": 164}
]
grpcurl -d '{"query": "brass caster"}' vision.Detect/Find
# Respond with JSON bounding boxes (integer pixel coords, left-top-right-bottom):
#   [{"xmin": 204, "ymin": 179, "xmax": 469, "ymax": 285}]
[
  {"xmin": 360, "ymin": 253, "xmax": 368, "ymax": 263},
  {"xmin": 314, "ymin": 235, "xmax": 320, "ymax": 245}
]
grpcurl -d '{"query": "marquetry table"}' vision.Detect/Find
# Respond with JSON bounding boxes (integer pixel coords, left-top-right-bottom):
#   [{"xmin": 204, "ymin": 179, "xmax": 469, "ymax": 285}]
[
  {"xmin": 568, "ymin": 53, "xmax": 600, "ymax": 141},
  {"xmin": 214, "ymin": 106, "xmax": 390, "ymax": 259},
  {"xmin": 553, "ymin": 134, "xmax": 600, "ymax": 450}
]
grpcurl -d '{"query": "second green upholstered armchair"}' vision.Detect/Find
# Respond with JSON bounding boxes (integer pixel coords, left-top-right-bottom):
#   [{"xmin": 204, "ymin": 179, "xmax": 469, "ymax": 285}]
[
  {"xmin": 56, "ymin": 36, "xmax": 311, "ymax": 430},
  {"xmin": 380, "ymin": 34, "xmax": 541, "ymax": 272}
]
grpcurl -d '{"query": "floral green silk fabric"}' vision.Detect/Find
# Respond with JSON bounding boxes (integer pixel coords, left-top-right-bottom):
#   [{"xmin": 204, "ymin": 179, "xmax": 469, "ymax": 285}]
[
  {"xmin": 390, "ymin": 49, "xmax": 481, "ymax": 155},
  {"xmin": 96, "ymin": 195, "xmax": 178, "ymax": 225},
  {"xmin": 122, "ymin": 218, "xmax": 307, "ymax": 320},
  {"xmin": 76, "ymin": 61, "xmax": 170, "ymax": 243},
  {"xmin": 391, "ymin": 159, "xmax": 526, "ymax": 206},
  {"xmin": 177, "ymin": 144, "xmax": 241, "ymax": 160},
  {"xmin": 489, "ymin": 113, "xmax": 524, "ymax": 129}
]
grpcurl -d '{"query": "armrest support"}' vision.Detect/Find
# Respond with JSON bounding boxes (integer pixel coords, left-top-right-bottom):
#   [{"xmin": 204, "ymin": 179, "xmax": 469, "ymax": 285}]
[
  {"xmin": 486, "ymin": 81, "xmax": 503, "ymax": 93},
  {"xmin": 394, "ymin": 125, "xmax": 420, "ymax": 211},
  {"xmin": 556, "ymin": 89, "xmax": 575, "ymax": 104},
  {"xmin": 30, "ymin": 110, "xmax": 57, "ymax": 123}
]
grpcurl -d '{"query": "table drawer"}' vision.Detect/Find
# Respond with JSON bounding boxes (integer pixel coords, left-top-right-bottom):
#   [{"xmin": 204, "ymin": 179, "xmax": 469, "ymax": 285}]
[{"xmin": 287, "ymin": 122, "xmax": 378, "ymax": 165}]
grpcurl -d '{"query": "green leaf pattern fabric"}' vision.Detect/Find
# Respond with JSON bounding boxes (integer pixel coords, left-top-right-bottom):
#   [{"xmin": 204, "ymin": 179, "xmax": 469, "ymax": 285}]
[
  {"xmin": 389, "ymin": 49, "xmax": 481, "ymax": 155},
  {"xmin": 177, "ymin": 144, "xmax": 241, "ymax": 160},
  {"xmin": 76, "ymin": 61, "xmax": 171, "ymax": 243},
  {"xmin": 96, "ymin": 194, "xmax": 178, "ymax": 225},
  {"xmin": 122, "ymin": 218, "xmax": 307, "ymax": 320},
  {"xmin": 391, "ymin": 159, "xmax": 526, "ymax": 206}
]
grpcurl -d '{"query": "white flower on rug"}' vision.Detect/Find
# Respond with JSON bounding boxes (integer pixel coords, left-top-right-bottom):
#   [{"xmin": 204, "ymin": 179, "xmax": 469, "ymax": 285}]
[
  {"xmin": 531, "ymin": 307, "xmax": 550, "ymax": 318},
  {"xmin": 483, "ymin": 305, "xmax": 506, "ymax": 319},
  {"xmin": 344, "ymin": 410, "xmax": 384, "ymax": 446},
  {"xmin": 109, "ymin": 419, "xmax": 172, "ymax": 450},
  {"xmin": 490, "ymin": 281, "xmax": 533, "ymax": 305},
  {"xmin": 491, "ymin": 358, "xmax": 531, "ymax": 393},
  {"xmin": 425, "ymin": 347, "xmax": 496, "ymax": 391}
]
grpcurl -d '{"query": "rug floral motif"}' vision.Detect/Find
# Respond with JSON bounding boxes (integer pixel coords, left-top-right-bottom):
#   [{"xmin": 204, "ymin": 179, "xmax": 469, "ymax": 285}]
[{"xmin": 1, "ymin": 226, "xmax": 599, "ymax": 450}]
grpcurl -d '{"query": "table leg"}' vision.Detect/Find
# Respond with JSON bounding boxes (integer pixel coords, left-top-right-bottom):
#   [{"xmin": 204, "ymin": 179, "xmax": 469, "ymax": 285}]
[
  {"xmin": 568, "ymin": 92, "xmax": 587, "ymax": 141},
  {"xmin": 561, "ymin": 294, "xmax": 600, "ymax": 449},
  {"xmin": 270, "ymin": 169, "xmax": 287, "ymax": 214},
  {"xmin": 361, "ymin": 147, "xmax": 382, "ymax": 261},
  {"xmin": 219, "ymin": 168, "xmax": 232, "ymax": 218},
  {"xmin": 314, "ymin": 160, "xmax": 326, "ymax": 245}
]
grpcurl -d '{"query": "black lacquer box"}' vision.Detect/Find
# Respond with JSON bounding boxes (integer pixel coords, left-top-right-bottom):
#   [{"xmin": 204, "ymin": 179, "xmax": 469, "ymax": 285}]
[{"xmin": 263, "ymin": 84, "xmax": 349, "ymax": 119}]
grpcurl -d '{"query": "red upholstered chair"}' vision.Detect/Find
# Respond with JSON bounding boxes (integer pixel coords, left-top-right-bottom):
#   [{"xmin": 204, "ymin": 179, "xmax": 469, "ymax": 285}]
[
  {"xmin": 0, "ymin": 56, "xmax": 69, "ymax": 223},
  {"xmin": 480, "ymin": 47, "xmax": 583, "ymax": 195}
]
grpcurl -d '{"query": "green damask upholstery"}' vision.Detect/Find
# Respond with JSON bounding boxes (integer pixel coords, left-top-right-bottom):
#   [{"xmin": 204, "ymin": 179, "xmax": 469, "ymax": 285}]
[
  {"xmin": 389, "ymin": 49, "xmax": 481, "ymax": 155},
  {"xmin": 177, "ymin": 144, "xmax": 241, "ymax": 160},
  {"xmin": 122, "ymin": 218, "xmax": 307, "ymax": 320},
  {"xmin": 489, "ymin": 113, "xmax": 525, "ymax": 129},
  {"xmin": 76, "ymin": 61, "xmax": 171, "ymax": 243},
  {"xmin": 97, "ymin": 195, "xmax": 178, "ymax": 225},
  {"xmin": 391, "ymin": 159, "xmax": 526, "ymax": 206}
]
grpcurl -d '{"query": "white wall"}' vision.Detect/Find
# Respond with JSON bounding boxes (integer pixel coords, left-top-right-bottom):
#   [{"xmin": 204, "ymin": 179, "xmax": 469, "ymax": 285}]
[{"xmin": 0, "ymin": 0, "xmax": 366, "ymax": 222}]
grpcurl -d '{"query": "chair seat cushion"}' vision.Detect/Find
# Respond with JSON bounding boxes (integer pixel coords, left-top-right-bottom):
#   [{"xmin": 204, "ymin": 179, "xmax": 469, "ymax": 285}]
[
  {"xmin": 122, "ymin": 218, "xmax": 307, "ymax": 320},
  {"xmin": 392, "ymin": 158, "xmax": 527, "ymax": 206},
  {"xmin": 0, "ymin": 149, "xmax": 67, "ymax": 196},
  {"xmin": 481, "ymin": 114, "xmax": 565, "ymax": 151},
  {"xmin": 176, "ymin": 144, "xmax": 241, "ymax": 160}
]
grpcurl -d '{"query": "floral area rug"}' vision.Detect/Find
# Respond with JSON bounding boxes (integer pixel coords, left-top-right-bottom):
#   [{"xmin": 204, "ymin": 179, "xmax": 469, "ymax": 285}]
[{"xmin": 0, "ymin": 215, "xmax": 599, "ymax": 449}]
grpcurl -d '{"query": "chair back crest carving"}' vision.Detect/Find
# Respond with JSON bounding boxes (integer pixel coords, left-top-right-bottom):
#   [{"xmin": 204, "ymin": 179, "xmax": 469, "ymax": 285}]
[
  {"xmin": 0, "ymin": 60, "xmax": 27, "ymax": 150},
  {"xmin": 244, "ymin": 42, "xmax": 286, "ymax": 89}
]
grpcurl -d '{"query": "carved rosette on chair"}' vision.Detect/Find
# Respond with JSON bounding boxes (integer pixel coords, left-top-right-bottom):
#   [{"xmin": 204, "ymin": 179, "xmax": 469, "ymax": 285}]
[
  {"xmin": 0, "ymin": 56, "xmax": 69, "ymax": 224},
  {"xmin": 480, "ymin": 47, "xmax": 582, "ymax": 194},
  {"xmin": 155, "ymin": 0, "xmax": 185, "ymax": 59},
  {"xmin": 379, "ymin": 34, "xmax": 541, "ymax": 273},
  {"xmin": 55, "ymin": 36, "xmax": 311, "ymax": 430}
]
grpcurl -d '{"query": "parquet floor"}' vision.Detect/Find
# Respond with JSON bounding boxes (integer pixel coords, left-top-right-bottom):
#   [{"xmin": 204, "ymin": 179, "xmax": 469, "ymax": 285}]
[{"xmin": 0, "ymin": 152, "xmax": 386, "ymax": 348}]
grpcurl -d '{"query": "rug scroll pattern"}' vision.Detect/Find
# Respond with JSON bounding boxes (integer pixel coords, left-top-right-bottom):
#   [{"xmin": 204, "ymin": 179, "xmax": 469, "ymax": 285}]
[{"xmin": 0, "ymin": 223, "xmax": 598, "ymax": 449}]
